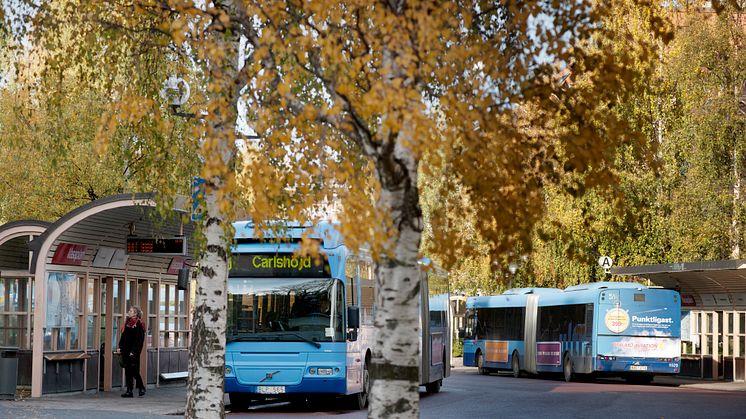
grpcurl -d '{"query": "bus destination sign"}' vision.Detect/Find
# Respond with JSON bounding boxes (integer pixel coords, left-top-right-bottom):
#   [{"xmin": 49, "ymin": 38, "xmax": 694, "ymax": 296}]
[
  {"xmin": 230, "ymin": 253, "xmax": 330, "ymax": 278},
  {"xmin": 126, "ymin": 237, "xmax": 186, "ymax": 256}
]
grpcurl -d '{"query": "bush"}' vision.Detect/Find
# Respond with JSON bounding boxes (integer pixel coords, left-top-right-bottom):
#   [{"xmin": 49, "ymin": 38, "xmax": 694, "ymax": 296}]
[{"xmin": 452, "ymin": 337, "xmax": 463, "ymax": 357}]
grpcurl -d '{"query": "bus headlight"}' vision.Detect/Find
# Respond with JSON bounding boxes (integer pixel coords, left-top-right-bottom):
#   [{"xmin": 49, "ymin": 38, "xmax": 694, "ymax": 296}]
[
  {"xmin": 225, "ymin": 366, "xmax": 232, "ymax": 375},
  {"xmin": 318, "ymin": 368, "xmax": 333, "ymax": 376},
  {"xmin": 309, "ymin": 368, "xmax": 317, "ymax": 375}
]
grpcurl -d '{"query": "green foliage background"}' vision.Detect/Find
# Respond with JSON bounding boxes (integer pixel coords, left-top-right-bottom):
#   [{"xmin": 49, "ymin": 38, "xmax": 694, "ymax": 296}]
[{"xmin": 422, "ymin": 6, "xmax": 746, "ymax": 293}]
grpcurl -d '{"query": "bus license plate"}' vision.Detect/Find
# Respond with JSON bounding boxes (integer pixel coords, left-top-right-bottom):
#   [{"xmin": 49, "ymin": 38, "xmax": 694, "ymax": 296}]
[
  {"xmin": 629, "ymin": 365, "xmax": 648, "ymax": 371},
  {"xmin": 257, "ymin": 386, "xmax": 285, "ymax": 394}
]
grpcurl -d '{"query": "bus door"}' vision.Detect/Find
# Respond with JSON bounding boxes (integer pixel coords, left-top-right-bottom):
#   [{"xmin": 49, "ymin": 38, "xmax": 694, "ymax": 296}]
[
  {"xmin": 597, "ymin": 289, "xmax": 620, "ymax": 369},
  {"xmin": 345, "ymin": 262, "xmax": 362, "ymax": 394},
  {"xmin": 419, "ymin": 270, "xmax": 430, "ymax": 385}
]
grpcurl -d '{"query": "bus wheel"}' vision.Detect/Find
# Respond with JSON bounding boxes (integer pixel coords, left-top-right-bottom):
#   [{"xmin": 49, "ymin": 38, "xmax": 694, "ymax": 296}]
[
  {"xmin": 425, "ymin": 379, "xmax": 442, "ymax": 393},
  {"xmin": 228, "ymin": 392, "xmax": 251, "ymax": 411},
  {"xmin": 511, "ymin": 353, "xmax": 521, "ymax": 378},
  {"xmin": 563, "ymin": 354, "xmax": 574, "ymax": 383},
  {"xmin": 477, "ymin": 352, "xmax": 489, "ymax": 375},
  {"xmin": 349, "ymin": 361, "xmax": 370, "ymax": 410}
]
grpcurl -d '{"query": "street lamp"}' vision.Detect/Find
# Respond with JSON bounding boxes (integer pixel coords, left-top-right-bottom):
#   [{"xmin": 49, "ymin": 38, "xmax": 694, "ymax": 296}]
[
  {"xmin": 507, "ymin": 262, "xmax": 518, "ymax": 289},
  {"xmin": 160, "ymin": 75, "xmax": 195, "ymax": 118}
]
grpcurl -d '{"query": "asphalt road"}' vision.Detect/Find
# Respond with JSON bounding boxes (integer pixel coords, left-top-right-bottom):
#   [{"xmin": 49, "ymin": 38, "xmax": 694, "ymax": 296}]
[
  {"xmin": 229, "ymin": 367, "xmax": 746, "ymax": 418},
  {"xmin": 2, "ymin": 367, "xmax": 744, "ymax": 418}
]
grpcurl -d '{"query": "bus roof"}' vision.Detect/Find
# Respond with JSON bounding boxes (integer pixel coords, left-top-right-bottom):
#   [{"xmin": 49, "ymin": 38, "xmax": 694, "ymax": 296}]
[
  {"xmin": 503, "ymin": 287, "xmax": 563, "ymax": 295},
  {"xmin": 232, "ymin": 221, "xmax": 445, "ymax": 273},
  {"xmin": 540, "ymin": 282, "xmax": 676, "ymax": 306},
  {"xmin": 563, "ymin": 281, "xmax": 646, "ymax": 292},
  {"xmin": 233, "ymin": 221, "xmax": 344, "ymax": 249},
  {"xmin": 467, "ymin": 294, "xmax": 532, "ymax": 308},
  {"xmin": 466, "ymin": 282, "xmax": 671, "ymax": 308}
]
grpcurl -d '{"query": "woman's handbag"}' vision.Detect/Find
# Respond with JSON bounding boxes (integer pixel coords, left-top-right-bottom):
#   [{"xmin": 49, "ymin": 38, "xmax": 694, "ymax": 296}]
[{"xmin": 118, "ymin": 355, "xmax": 126, "ymax": 368}]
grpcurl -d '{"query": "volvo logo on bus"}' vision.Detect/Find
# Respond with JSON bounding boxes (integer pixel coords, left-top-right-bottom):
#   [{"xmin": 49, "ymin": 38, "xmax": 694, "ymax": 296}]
[
  {"xmin": 605, "ymin": 307, "xmax": 630, "ymax": 333},
  {"xmin": 260, "ymin": 370, "xmax": 281, "ymax": 382}
]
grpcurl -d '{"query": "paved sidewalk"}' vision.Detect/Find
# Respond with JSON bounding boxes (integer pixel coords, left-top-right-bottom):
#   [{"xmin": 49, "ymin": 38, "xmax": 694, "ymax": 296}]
[
  {"xmin": 0, "ymin": 384, "xmax": 190, "ymax": 418},
  {"xmin": 653, "ymin": 375, "xmax": 746, "ymax": 392}
]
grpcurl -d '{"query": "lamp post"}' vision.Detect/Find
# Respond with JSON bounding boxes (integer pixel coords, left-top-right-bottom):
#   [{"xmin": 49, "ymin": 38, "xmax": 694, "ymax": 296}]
[
  {"xmin": 160, "ymin": 76, "xmax": 195, "ymax": 118},
  {"xmin": 508, "ymin": 262, "xmax": 518, "ymax": 289}
]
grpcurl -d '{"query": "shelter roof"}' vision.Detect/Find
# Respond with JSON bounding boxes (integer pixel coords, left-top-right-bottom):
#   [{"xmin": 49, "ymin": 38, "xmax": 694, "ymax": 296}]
[
  {"xmin": 612, "ymin": 260, "xmax": 746, "ymax": 308},
  {"xmin": 27, "ymin": 192, "xmax": 193, "ymax": 274}
]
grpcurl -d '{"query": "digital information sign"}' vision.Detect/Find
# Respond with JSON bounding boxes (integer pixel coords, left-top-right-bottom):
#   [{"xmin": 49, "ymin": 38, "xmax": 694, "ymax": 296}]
[
  {"xmin": 126, "ymin": 237, "xmax": 186, "ymax": 256},
  {"xmin": 229, "ymin": 253, "xmax": 330, "ymax": 278}
]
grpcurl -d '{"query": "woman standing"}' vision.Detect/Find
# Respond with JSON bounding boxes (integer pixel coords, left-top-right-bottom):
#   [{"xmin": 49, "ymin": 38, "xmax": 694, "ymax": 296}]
[{"xmin": 119, "ymin": 306, "xmax": 146, "ymax": 397}]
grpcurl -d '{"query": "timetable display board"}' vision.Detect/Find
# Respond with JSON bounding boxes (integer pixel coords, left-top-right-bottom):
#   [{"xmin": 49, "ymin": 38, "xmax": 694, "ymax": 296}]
[{"xmin": 126, "ymin": 237, "xmax": 186, "ymax": 256}]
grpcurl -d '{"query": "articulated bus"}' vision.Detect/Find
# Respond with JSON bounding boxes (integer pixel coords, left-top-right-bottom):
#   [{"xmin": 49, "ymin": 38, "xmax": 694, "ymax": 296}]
[
  {"xmin": 462, "ymin": 282, "xmax": 681, "ymax": 383},
  {"xmin": 224, "ymin": 222, "xmax": 450, "ymax": 410}
]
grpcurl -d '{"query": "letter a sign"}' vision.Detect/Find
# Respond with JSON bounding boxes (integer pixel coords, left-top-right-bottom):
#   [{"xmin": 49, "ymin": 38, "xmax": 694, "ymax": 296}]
[{"xmin": 598, "ymin": 256, "xmax": 613, "ymax": 273}]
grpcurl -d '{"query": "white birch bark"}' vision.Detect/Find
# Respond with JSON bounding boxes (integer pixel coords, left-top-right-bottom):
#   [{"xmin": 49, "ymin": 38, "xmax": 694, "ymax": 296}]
[
  {"xmin": 368, "ymin": 37, "xmax": 423, "ymax": 417},
  {"xmin": 369, "ymin": 220, "xmax": 422, "ymax": 419},
  {"xmin": 732, "ymin": 78, "xmax": 745, "ymax": 260},
  {"xmin": 185, "ymin": 2, "xmax": 240, "ymax": 417},
  {"xmin": 731, "ymin": 145, "xmax": 741, "ymax": 260},
  {"xmin": 185, "ymin": 188, "xmax": 229, "ymax": 419}
]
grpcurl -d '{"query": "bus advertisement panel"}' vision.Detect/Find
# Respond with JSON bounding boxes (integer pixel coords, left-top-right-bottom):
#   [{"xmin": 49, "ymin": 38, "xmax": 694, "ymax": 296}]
[
  {"xmin": 536, "ymin": 342, "xmax": 561, "ymax": 366},
  {"xmin": 596, "ymin": 288, "xmax": 681, "ymax": 375}
]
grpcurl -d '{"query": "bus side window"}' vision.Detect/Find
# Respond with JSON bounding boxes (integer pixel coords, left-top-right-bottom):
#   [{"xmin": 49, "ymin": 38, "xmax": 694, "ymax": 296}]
[
  {"xmin": 474, "ymin": 309, "xmax": 484, "ymax": 337},
  {"xmin": 345, "ymin": 259, "xmax": 357, "ymax": 306},
  {"xmin": 360, "ymin": 261, "xmax": 375, "ymax": 324},
  {"xmin": 463, "ymin": 310, "xmax": 475, "ymax": 339},
  {"xmin": 346, "ymin": 275, "xmax": 356, "ymax": 306}
]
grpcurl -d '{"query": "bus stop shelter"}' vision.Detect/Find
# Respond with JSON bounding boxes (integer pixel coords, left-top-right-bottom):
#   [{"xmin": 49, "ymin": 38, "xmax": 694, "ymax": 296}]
[
  {"xmin": 613, "ymin": 260, "xmax": 746, "ymax": 381},
  {"xmin": 0, "ymin": 193, "xmax": 197, "ymax": 398},
  {"xmin": 0, "ymin": 220, "xmax": 50, "ymax": 398}
]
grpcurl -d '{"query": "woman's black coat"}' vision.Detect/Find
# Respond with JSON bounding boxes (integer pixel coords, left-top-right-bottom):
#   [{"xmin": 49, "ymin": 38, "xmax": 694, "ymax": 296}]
[{"xmin": 119, "ymin": 320, "xmax": 145, "ymax": 357}]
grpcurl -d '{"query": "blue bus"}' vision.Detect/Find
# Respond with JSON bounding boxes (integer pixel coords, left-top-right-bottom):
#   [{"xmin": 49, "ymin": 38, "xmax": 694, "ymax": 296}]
[
  {"xmin": 224, "ymin": 222, "xmax": 450, "ymax": 410},
  {"xmin": 462, "ymin": 282, "xmax": 681, "ymax": 383}
]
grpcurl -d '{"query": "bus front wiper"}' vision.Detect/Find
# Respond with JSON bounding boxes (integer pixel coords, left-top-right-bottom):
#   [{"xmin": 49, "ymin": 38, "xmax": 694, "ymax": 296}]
[
  {"xmin": 227, "ymin": 335, "xmax": 264, "ymax": 343},
  {"xmin": 282, "ymin": 332, "xmax": 321, "ymax": 348}
]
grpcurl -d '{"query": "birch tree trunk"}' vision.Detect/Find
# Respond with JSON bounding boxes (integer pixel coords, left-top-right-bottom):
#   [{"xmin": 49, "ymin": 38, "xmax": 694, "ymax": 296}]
[
  {"xmin": 368, "ymin": 38, "xmax": 423, "ymax": 417},
  {"xmin": 185, "ymin": 187, "xmax": 230, "ymax": 419},
  {"xmin": 732, "ymin": 78, "xmax": 746, "ymax": 260},
  {"xmin": 731, "ymin": 144, "xmax": 741, "ymax": 260},
  {"xmin": 185, "ymin": 2, "xmax": 240, "ymax": 417},
  {"xmin": 369, "ymin": 149, "xmax": 422, "ymax": 419}
]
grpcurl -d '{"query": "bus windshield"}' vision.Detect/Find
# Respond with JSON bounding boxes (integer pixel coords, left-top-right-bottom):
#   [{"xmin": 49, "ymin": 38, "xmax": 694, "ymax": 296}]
[{"xmin": 227, "ymin": 277, "xmax": 344, "ymax": 344}]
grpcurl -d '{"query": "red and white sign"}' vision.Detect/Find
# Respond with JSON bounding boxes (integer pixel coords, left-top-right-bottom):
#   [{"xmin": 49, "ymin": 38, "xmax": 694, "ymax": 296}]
[
  {"xmin": 167, "ymin": 256, "xmax": 191, "ymax": 275},
  {"xmin": 681, "ymin": 294, "xmax": 696, "ymax": 307},
  {"xmin": 51, "ymin": 243, "xmax": 88, "ymax": 266}
]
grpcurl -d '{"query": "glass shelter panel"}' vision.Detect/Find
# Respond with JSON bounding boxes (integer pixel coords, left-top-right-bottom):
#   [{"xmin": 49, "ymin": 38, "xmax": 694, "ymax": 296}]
[
  {"xmin": 0, "ymin": 277, "xmax": 31, "ymax": 348},
  {"xmin": 44, "ymin": 272, "xmax": 83, "ymax": 351}
]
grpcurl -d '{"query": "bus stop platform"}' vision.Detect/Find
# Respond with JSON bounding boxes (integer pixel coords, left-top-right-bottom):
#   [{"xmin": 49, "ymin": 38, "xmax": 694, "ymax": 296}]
[
  {"xmin": 652, "ymin": 375, "xmax": 746, "ymax": 392},
  {"xmin": 0, "ymin": 383, "xmax": 191, "ymax": 418}
]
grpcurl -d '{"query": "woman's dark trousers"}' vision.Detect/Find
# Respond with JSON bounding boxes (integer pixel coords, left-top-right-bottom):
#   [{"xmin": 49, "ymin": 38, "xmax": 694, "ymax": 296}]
[{"xmin": 124, "ymin": 355, "xmax": 145, "ymax": 391}]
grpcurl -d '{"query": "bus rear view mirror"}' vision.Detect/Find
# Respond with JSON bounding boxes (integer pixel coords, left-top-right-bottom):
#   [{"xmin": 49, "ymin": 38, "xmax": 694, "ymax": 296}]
[
  {"xmin": 347, "ymin": 305, "xmax": 360, "ymax": 329},
  {"xmin": 458, "ymin": 328, "xmax": 466, "ymax": 339}
]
